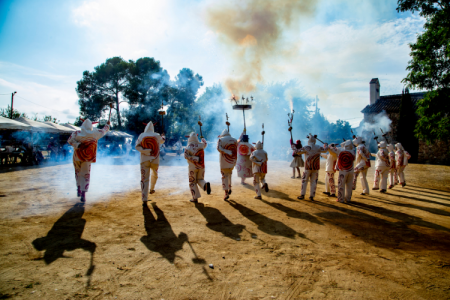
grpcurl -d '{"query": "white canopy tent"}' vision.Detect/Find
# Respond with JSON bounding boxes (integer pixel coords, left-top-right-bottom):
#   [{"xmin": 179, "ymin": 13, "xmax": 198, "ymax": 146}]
[
  {"xmin": 0, "ymin": 116, "xmax": 32, "ymax": 131},
  {"xmin": 44, "ymin": 122, "xmax": 76, "ymax": 134},
  {"xmin": 15, "ymin": 117, "xmax": 61, "ymax": 133}
]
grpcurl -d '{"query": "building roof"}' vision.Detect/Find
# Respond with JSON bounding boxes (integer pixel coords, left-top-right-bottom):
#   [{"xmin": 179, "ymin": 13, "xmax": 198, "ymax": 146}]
[
  {"xmin": 370, "ymin": 78, "xmax": 379, "ymax": 84},
  {"xmin": 361, "ymin": 92, "xmax": 426, "ymax": 114}
]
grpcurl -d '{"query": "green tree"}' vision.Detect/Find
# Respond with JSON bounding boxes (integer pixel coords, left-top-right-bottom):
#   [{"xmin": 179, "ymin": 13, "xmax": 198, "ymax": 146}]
[
  {"xmin": 397, "ymin": 0, "xmax": 450, "ymax": 142},
  {"xmin": 76, "ymin": 57, "xmax": 132, "ymax": 128},
  {"xmin": 397, "ymin": 89, "xmax": 419, "ymax": 161},
  {"xmin": 0, "ymin": 105, "xmax": 27, "ymax": 119}
]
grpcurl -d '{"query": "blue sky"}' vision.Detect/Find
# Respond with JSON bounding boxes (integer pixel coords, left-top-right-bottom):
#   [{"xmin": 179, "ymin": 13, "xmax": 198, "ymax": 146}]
[{"xmin": 0, "ymin": 0, "xmax": 424, "ymax": 125}]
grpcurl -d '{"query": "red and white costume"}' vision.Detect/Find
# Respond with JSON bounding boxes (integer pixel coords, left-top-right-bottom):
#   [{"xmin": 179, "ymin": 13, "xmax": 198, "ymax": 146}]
[
  {"xmin": 290, "ymin": 139, "xmax": 304, "ymax": 178},
  {"xmin": 371, "ymin": 141, "xmax": 390, "ymax": 191},
  {"xmin": 329, "ymin": 140, "xmax": 355, "ymax": 203},
  {"xmin": 249, "ymin": 141, "xmax": 268, "ymax": 198},
  {"xmin": 236, "ymin": 133, "xmax": 255, "ymax": 184},
  {"xmin": 387, "ymin": 144, "xmax": 398, "ymax": 188},
  {"xmin": 135, "ymin": 122, "xmax": 165, "ymax": 202},
  {"xmin": 395, "ymin": 142, "xmax": 411, "ymax": 187},
  {"xmin": 352, "ymin": 136, "xmax": 371, "ymax": 194},
  {"xmin": 295, "ymin": 135, "xmax": 328, "ymax": 199},
  {"xmin": 320, "ymin": 144, "xmax": 338, "ymax": 196},
  {"xmin": 184, "ymin": 133, "xmax": 209, "ymax": 201},
  {"xmin": 217, "ymin": 129, "xmax": 238, "ymax": 192},
  {"xmin": 67, "ymin": 119, "xmax": 110, "ymax": 198}
]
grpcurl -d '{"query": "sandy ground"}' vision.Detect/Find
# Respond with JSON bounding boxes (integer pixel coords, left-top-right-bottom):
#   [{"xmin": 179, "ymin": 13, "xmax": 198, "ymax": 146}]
[{"xmin": 1, "ymin": 154, "xmax": 450, "ymax": 299}]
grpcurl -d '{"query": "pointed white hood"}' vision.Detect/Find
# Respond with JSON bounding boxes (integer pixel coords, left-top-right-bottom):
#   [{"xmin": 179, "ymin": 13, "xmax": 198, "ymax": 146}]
[
  {"xmin": 353, "ymin": 136, "xmax": 363, "ymax": 146},
  {"xmin": 387, "ymin": 144, "xmax": 395, "ymax": 152},
  {"xmin": 307, "ymin": 135, "xmax": 316, "ymax": 146},
  {"xmin": 255, "ymin": 141, "xmax": 263, "ymax": 150},
  {"xmin": 188, "ymin": 132, "xmax": 200, "ymax": 144},
  {"xmin": 144, "ymin": 122, "xmax": 154, "ymax": 133},
  {"xmin": 379, "ymin": 141, "xmax": 387, "ymax": 149},
  {"xmin": 219, "ymin": 129, "xmax": 230, "ymax": 138},
  {"xmin": 395, "ymin": 142, "xmax": 404, "ymax": 151},
  {"xmin": 344, "ymin": 140, "xmax": 354, "ymax": 150},
  {"xmin": 78, "ymin": 119, "xmax": 96, "ymax": 137}
]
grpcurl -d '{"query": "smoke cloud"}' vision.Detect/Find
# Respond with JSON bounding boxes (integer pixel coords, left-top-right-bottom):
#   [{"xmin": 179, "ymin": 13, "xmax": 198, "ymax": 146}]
[{"xmin": 205, "ymin": 0, "xmax": 318, "ymax": 94}]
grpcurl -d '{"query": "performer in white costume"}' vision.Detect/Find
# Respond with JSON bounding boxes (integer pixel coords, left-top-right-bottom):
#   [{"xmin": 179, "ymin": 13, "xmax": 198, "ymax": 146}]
[
  {"xmin": 371, "ymin": 141, "xmax": 390, "ymax": 193},
  {"xmin": 250, "ymin": 141, "xmax": 268, "ymax": 199},
  {"xmin": 352, "ymin": 136, "xmax": 371, "ymax": 195},
  {"xmin": 236, "ymin": 133, "xmax": 255, "ymax": 185},
  {"xmin": 174, "ymin": 139, "xmax": 183, "ymax": 160},
  {"xmin": 329, "ymin": 140, "xmax": 355, "ymax": 203},
  {"xmin": 395, "ymin": 142, "xmax": 411, "ymax": 187},
  {"xmin": 217, "ymin": 129, "xmax": 238, "ymax": 200},
  {"xmin": 160, "ymin": 143, "xmax": 166, "ymax": 161},
  {"xmin": 321, "ymin": 143, "xmax": 338, "ymax": 197},
  {"xmin": 135, "ymin": 122, "xmax": 165, "ymax": 202},
  {"xmin": 184, "ymin": 133, "xmax": 211, "ymax": 203},
  {"xmin": 68, "ymin": 119, "xmax": 110, "ymax": 202},
  {"xmin": 290, "ymin": 139, "xmax": 304, "ymax": 178},
  {"xmin": 296, "ymin": 135, "xmax": 328, "ymax": 201},
  {"xmin": 387, "ymin": 143, "xmax": 398, "ymax": 189}
]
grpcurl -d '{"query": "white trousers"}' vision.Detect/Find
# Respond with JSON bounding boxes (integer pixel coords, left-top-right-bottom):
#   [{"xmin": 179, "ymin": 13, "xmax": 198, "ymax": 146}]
[
  {"xmin": 337, "ymin": 170, "xmax": 354, "ymax": 202},
  {"xmin": 389, "ymin": 168, "xmax": 398, "ymax": 186},
  {"xmin": 189, "ymin": 169, "xmax": 206, "ymax": 200},
  {"xmin": 140, "ymin": 161, "xmax": 159, "ymax": 201},
  {"xmin": 221, "ymin": 168, "xmax": 233, "ymax": 191},
  {"xmin": 353, "ymin": 168, "xmax": 369, "ymax": 194},
  {"xmin": 301, "ymin": 170, "xmax": 319, "ymax": 197},
  {"xmin": 373, "ymin": 166, "xmax": 389, "ymax": 190},
  {"xmin": 73, "ymin": 161, "xmax": 91, "ymax": 192},
  {"xmin": 253, "ymin": 173, "xmax": 266, "ymax": 196},
  {"xmin": 397, "ymin": 166, "xmax": 406, "ymax": 184},
  {"xmin": 325, "ymin": 172, "xmax": 336, "ymax": 194}
]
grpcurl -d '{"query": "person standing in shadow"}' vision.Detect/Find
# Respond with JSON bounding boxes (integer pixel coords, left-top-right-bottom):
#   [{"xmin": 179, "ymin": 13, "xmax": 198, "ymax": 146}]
[{"xmin": 141, "ymin": 202, "xmax": 188, "ymax": 264}]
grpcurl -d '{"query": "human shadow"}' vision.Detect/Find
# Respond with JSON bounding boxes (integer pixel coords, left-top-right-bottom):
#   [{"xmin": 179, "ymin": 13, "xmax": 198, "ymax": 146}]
[
  {"xmin": 406, "ymin": 186, "xmax": 450, "ymax": 197},
  {"xmin": 391, "ymin": 189, "xmax": 450, "ymax": 205},
  {"xmin": 32, "ymin": 203, "xmax": 96, "ymax": 286},
  {"xmin": 226, "ymin": 200, "xmax": 311, "ymax": 241},
  {"xmin": 266, "ymin": 189, "xmax": 297, "ymax": 202},
  {"xmin": 140, "ymin": 202, "xmax": 188, "ymax": 264},
  {"xmin": 368, "ymin": 194, "xmax": 450, "ymax": 218},
  {"xmin": 259, "ymin": 199, "xmax": 324, "ymax": 226},
  {"xmin": 389, "ymin": 189, "xmax": 450, "ymax": 206},
  {"xmin": 310, "ymin": 200, "xmax": 450, "ymax": 251},
  {"xmin": 194, "ymin": 203, "xmax": 245, "ymax": 240}
]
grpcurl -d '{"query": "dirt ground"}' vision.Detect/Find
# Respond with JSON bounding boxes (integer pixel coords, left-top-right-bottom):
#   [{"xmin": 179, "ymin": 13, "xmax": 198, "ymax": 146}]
[{"xmin": 1, "ymin": 154, "xmax": 450, "ymax": 300}]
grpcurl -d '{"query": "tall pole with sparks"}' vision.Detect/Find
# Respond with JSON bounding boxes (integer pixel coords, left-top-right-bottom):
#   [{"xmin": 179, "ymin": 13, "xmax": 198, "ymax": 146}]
[
  {"xmin": 232, "ymin": 94, "xmax": 253, "ymax": 134},
  {"xmin": 158, "ymin": 99, "xmax": 166, "ymax": 134}
]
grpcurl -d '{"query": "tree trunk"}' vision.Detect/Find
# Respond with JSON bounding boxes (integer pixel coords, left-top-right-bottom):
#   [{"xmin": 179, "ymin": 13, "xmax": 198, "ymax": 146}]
[{"xmin": 116, "ymin": 92, "xmax": 121, "ymax": 128}]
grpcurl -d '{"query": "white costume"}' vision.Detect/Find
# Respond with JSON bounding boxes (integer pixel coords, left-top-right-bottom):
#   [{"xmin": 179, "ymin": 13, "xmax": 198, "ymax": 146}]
[
  {"xmin": 352, "ymin": 137, "xmax": 371, "ymax": 195},
  {"xmin": 295, "ymin": 135, "xmax": 328, "ymax": 200},
  {"xmin": 67, "ymin": 119, "xmax": 110, "ymax": 201},
  {"xmin": 321, "ymin": 144, "xmax": 338, "ymax": 196},
  {"xmin": 216, "ymin": 129, "xmax": 238, "ymax": 198},
  {"xmin": 135, "ymin": 122, "xmax": 165, "ymax": 202},
  {"xmin": 387, "ymin": 144, "xmax": 398, "ymax": 188},
  {"xmin": 174, "ymin": 140, "xmax": 183, "ymax": 159},
  {"xmin": 184, "ymin": 133, "xmax": 210, "ymax": 202},
  {"xmin": 125, "ymin": 140, "xmax": 132, "ymax": 155},
  {"xmin": 236, "ymin": 133, "xmax": 255, "ymax": 184},
  {"xmin": 395, "ymin": 143, "xmax": 411, "ymax": 187},
  {"xmin": 329, "ymin": 140, "xmax": 355, "ymax": 203},
  {"xmin": 249, "ymin": 141, "xmax": 268, "ymax": 198},
  {"xmin": 160, "ymin": 144, "xmax": 166, "ymax": 160},
  {"xmin": 371, "ymin": 141, "xmax": 390, "ymax": 192}
]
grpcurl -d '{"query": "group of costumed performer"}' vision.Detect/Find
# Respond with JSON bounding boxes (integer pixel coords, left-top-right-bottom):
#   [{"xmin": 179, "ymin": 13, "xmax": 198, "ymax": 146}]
[
  {"xmin": 184, "ymin": 133, "xmax": 211, "ymax": 203},
  {"xmin": 68, "ymin": 118, "xmax": 110, "ymax": 202},
  {"xmin": 216, "ymin": 129, "xmax": 238, "ymax": 200},
  {"xmin": 135, "ymin": 122, "xmax": 165, "ymax": 202}
]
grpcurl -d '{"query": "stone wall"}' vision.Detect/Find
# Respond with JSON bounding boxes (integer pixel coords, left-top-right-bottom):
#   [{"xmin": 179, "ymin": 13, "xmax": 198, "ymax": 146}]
[{"xmin": 418, "ymin": 139, "xmax": 450, "ymax": 165}]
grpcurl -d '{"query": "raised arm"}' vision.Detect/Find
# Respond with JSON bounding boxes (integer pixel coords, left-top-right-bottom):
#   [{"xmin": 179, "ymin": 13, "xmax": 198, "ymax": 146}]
[
  {"xmin": 96, "ymin": 124, "xmax": 110, "ymax": 139},
  {"xmin": 217, "ymin": 139, "xmax": 232, "ymax": 155},
  {"xmin": 159, "ymin": 134, "xmax": 166, "ymax": 145},
  {"xmin": 184, "ymin": 148, "xmax": 198, "ymax": 162},
  {"xmin": 201, "ymin": 138, "xmax": 208, "ymax": 149},
  {"xmin": 320, "ymin": 153, "xmax": 327, "ymax": 159},
  {"xmin": 67, "ymin": 131, "xmax": 80, "ymax": 149}
]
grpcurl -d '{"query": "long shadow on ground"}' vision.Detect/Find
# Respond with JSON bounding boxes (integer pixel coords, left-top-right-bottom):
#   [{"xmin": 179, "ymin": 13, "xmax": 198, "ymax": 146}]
[
  {"xmin": 194, "ymin": 202, "xmax": 245, "ymax": 240},
  {"xmin": 259, "ymin": 199, "xmax": 324, "ymax": 226},
  {"xmin": 140, "ymin": 202, "xmax": 188, "ymax": 264},
  {"xmin": 226, "ymin": 199, "xmax": 312, "ymax": 241},
  {"xmin": 32, "ymin": 203, "xmax": 96, "ymax": 286}
]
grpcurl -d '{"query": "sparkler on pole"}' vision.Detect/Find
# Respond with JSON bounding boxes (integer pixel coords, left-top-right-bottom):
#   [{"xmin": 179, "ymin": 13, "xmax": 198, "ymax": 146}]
[
  {"xmin": 158, "ymin": 99, "xmax": 166, "ymax": 134},
  {"xmin": 373, "ymin": 130, "xmax": 379, "ymax": 142},
  {"xmin": 261, "ymin": 123, "xmax": 265, "ymax": 146},
  {"xmin": 198, "ymin": 115, "xmax": 203, "ymax": 139},
  {"xmin": 232, "ymin": 94, "xmax": 253, "ymax": 134},
  {"xmin": 287, "ymin": 110, "xmax": 294, "ymax": 141},
  {"xmin": 308, "ymin": 133, "xmax": 325, "ymax": 144},
  {"xmin": 380, "ymin": 128, "xmax": 389, "ymax": 143}
]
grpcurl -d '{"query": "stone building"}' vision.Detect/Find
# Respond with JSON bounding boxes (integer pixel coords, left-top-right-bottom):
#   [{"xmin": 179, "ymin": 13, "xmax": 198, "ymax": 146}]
[{"xmin": 361, "ymin": 78, "xmax": 449, "ymax": 165}]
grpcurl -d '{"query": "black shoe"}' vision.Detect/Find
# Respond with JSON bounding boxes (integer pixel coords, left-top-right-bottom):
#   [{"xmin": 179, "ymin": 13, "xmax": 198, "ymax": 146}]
[
  {"xmin": 189, "ymin": 199, "xmax": 198, "ymax": 203},
  {"xmin": 309, "ymin": 197, "xmax": 314, "ymax": 201},
  {"xmin": 402, "ymin": 183, "xmax": 406, "ymax": 187},
  {"xmin": 142, "ymin": 201, "xmax": 148, "ymax": 207},
  {"xmin": 224, "ymin": 194, "xmax": 229, "ymax": 201},
  {"xmin": 263, "ymin": 183, "xmax": 269, "ymax": 193},
  {"xmin": 206, "ymin": 182, "xmax": 211, "ymax": 195},
  {"xmin": 323, "ymin": 192, "xmax": 330, "ymax": 195},
  {"xmin": 297, "ymin": 195, "xmax": 304, "ymax": 200},
  {"xmin": 77, "ymin": 189, "xmax": 80, "ymax": 197},
  {"xmin": 228, "ymin": 189, "xmax": 232, "ymax": 195},
  {"xmin": 380, "ymin": 189, "xmax": 387, "ymax": 193},
  {"xmin": 80, "ymin": 192, "xmax": 86, "ymax": 203},
  {"xmin": 329, "ymin": 194, "xmax": 336, "ymax": 197},
  {"xmin": 360, "ymin": 193, "xmax": 366, "ymax": 195}
]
